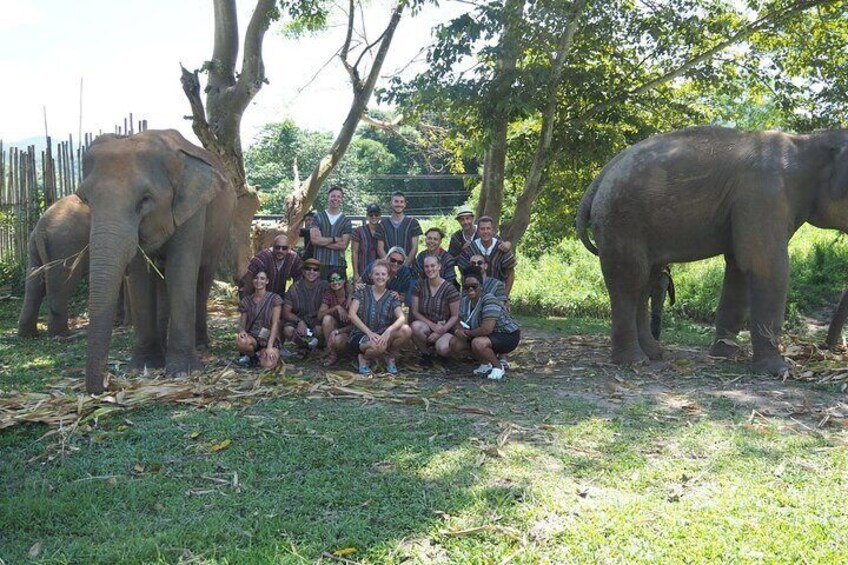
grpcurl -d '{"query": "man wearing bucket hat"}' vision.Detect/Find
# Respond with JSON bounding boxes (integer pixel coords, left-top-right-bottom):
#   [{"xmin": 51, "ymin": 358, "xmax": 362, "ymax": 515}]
[{"xmin": 448, "ymin": 205, "xmax": 512, "ymax": 259}]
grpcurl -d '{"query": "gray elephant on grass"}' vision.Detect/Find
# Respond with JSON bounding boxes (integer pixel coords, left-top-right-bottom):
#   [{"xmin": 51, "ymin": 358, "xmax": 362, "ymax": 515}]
[
  {"xmin": 826, "ymin": 290, "xmax": 848, "ymax": 350},
  {"xmin": 17, "ymin": 195, "xmax": 129, "ymax": 337},
  {"xmin": 577, "ymin": 126, "xmax": 848, "ymax": 374},
  {"xmin": 80, "ymin": 130, "xmax": 235, "ymax": 394}
]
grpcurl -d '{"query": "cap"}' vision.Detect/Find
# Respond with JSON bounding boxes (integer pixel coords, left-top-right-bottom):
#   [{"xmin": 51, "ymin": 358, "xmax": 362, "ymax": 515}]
[
  {"xmin": 366, "ymin": 203, "xmax": 381, "ymax": 215},
  {"xmin": 303, "ymin": 258, "xmax": 321, "ymax": 268},
  {"xmin": 455, "ymin": 205, "xmax": 474, "ymax": 219}
]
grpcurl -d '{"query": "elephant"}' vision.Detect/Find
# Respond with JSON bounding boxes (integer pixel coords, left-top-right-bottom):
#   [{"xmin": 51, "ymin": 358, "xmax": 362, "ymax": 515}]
[
  {"xmin": 17, "ymin": 195, "xmax": 130, "ymax": 337},
  {"xmin": 79, "ymin": 129, "xmax": 236, "ymax": 394},
  {"xmin": 576, "ymin": 126, "xmax": 848, "ymax": 374},
  {"xmin": 17, "ymin": 195, "xmax": 91, "ymax": 337},
  {"xmin": 649, "ymin": 265, "xmax": 675, "ymax": 340}
]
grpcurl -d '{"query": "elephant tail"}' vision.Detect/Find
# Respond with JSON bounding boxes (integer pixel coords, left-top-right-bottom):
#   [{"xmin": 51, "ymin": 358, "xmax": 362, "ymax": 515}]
[{"xmin": 576, "ymin": 178, "xmax": 599, "ymax": 256}]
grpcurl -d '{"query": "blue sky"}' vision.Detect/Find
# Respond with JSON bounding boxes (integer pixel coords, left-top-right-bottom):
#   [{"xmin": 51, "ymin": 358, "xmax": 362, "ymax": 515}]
[{"xmin": 0, "ymin": 0, "xmax": 461, "ymax": 146}]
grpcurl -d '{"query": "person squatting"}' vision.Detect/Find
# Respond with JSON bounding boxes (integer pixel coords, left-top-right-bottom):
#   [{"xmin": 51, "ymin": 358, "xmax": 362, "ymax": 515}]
[{"xmin": 235, "ymin": 185, "xmax": 520, "ymax": 381}]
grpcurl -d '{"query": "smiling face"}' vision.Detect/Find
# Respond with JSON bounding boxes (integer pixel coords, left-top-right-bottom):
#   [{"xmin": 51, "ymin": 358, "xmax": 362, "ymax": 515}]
[
  {"xmin": 328, "ymin": 272, "xmax": 345, "ymax": 292},
  {"xmin": 254, "ymin": 271, "xmax": 269, "ymax": 291},
  {"xmin": 273, "ymin": 235, "xmax": 290, "ymax": 260},
  {"xmin": 391, "ymin": 195, "xmax": 406, "ymax": 215},
  {"xmin": 469, "ymin": 254, "xmax": 487, "ymax": 275},
  {"xmin": 423, "ymin": 255, "xmax": 441, "ymax": 280},
  {"xmin": 425, "ymin": 230, "xmax": 442, "ymax": 252},
  {"xmin": 387, "ymin": 252, "xmax": 405, "ymax": 274},
  {"xmin": 328, "ymin": 188, "xmax": 343, "ymax": 211},
  {"xmin": 476, "ymin": 220, "xmax": 494, "ymax": 243},
  {"xmin": 371, "ymin": 264, "xmax": 389, "ymax": 288},
  {"xmin": 458, "ymin": 213, "xmax": 474, "ymax": 231},
  {"xmin": 303, "ymin": 263, "xmax": 321, "ymax": 282},
  {"xmin": 367, "ymin": 210, "xmax": 381, "ymax": 226}
]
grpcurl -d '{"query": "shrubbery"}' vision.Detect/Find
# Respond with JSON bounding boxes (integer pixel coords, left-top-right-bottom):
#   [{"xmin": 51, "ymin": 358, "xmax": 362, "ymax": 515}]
[{"xmin": 510, "ymin": 224, "xmax": 848, "ymax": 327}]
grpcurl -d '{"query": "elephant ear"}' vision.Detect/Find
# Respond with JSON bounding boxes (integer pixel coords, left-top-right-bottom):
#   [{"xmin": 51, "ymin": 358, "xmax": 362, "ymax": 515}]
[
  {"xmin": 832, "ymin": 144, "xmax": 848, "ymax": 198},
  {"xmin": 171, "ymin": 144, "xmax": 231, "ymax": 227}
]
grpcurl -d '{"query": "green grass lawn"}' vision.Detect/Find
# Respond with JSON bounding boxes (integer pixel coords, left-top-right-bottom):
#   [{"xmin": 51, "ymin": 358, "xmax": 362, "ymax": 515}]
[{"xmin": 2, "ymin": 294, "xmax": 847, "ymax": 564}]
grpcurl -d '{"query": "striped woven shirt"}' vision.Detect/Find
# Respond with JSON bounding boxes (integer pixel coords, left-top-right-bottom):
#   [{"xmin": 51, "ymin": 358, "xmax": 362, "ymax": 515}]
[
  {"xmin": 312, "ymin": 211, "xmax": 352, "ymax": 268},
  {"xmin": 351, "ymin": 224, "xmax": 379, "ymax": 274},
  {"xmin": 414, "ymin": 248, "xmax": 458, "ymax": 284},
  {"xmin": 352, "ymin": 286, "xmax": 402, "ymax": 334},
  {"xmin": 284, "ymin": 280, "xmax": 328, "ymax": 326},
  {"xmin": 415, "ymin": 279, "xmax": 460, "ymax": 323},
  {"xmin": 460, "ymin": 293, "xmax": 519, "ymax": 334},
  {"xmin": 375, "ymin": 216, "xmax": 422, "ymax": 257}
]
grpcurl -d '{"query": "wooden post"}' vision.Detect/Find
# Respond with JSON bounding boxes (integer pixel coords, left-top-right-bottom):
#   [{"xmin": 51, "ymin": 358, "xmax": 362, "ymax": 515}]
[{"xmin": 68, "ymin": 134, "xmax": 75, "ymax": 192}]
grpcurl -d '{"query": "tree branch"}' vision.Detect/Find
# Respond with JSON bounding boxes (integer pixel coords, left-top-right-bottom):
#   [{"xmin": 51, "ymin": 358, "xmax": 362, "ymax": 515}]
[
  {"xmin": 180, "ymin": 64, "xmax": 220, "ymax": 150},
  {"xmin": 570, "ymin": 0, "xmax": 837, "ymax": 128},
  {"xmin": 340, "ymin": 0, "xmax": 360, "ymax": 86},
  {"xmin": 235, "ymin": 0, "xmax": 277, "ymax": 107},
  {"xmin": 211, "ymin": 0, "xmax": 239, "ymax": 88}
]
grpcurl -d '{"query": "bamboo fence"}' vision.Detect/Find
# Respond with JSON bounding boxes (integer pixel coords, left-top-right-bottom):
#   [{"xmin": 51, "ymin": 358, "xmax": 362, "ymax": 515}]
[{"xmin": 0, "ymin": 115, "xmax": 147, "ymax": 265}]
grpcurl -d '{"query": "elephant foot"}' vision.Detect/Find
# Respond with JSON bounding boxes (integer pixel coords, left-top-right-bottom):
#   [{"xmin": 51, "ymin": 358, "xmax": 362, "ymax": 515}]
[
  {"xmin": 611, "ymin": 346, "xmax": 649, "ymax": 365},
  {"xmin": 17, "ymin": 324, "xmax": 38, "ymax": 338},
  {"xmin": 638, "ymin": 339, "xmax": 663, "ymax": 361},
  {"xmin": 750, "ymin": 355, "xmax": 791, "ymax": 376},
  {"xmin": 166, "ymin": 354, "xmax": 204, "ymax": 377},
  {"xmin": 132, "ymin": 349, "xmax": 166, "ymax": 370},
  {"xmin": 708, "ymin": 338, "xmax": 743, "ymax": 359}
]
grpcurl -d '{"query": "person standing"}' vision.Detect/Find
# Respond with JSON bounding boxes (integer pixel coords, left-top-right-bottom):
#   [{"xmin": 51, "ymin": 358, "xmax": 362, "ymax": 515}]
[
  {"xmin": 375, "ymin": 191, "xmax": 421, "ymax": 267},
  {"xmin": 310, "ymin": 186, "xmax": 352, "ymax": 277},
  {"xmin": 239, "ymin": 234, "xmax": 303, "ymax": 297},
  {"xmin": 298, "ymin": 211, "xmax": 316, "ymax": 260},
  {"xmin": 459, "ymin": 216, "xmax": 517, "ymax": 297},
  {"xmin": 351, "ymin": 203, "xmax": 381, "ymax": 282}
]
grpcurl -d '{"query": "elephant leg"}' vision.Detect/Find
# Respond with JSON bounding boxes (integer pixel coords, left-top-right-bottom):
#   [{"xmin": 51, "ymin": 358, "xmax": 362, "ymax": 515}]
[
  {"xmin": 709, "ymin": 255, "xmax": 749, "ymax": 359},
  {"xmin": 195, "ymin": 265, "xmax": 214, "ymax": 350},
  {"xmin": 747, "ymin": 250, "xmax": 790, "ymax": 374},
  {"xmin": 638, "ymin": 266, "xmax": 663, "ymax": 360},
  {"xmin": 163, "ymin": 213, "xmax": 205, "ymax": 376},
  {"xmin": 601, "ymin": 251, "xmax": 650, "ymax": 364},
  {"xmin": 825, "ymin": 290, "xmax": 848, "ymax": 350},
  {"xmin": 156, "ymin": 276, "xmax": 169, "ymax": 350},
  {"xmin": 18, "ymin": 263, "xmax": 45, "ymax": 337},
  {"xmin": 649, "ymin": 273, "xmax": 669, "ymax": 340},
  {"xmin": 45, "ymin": 266, "xmax": 80, "ymax": 336},
  {"xmin": 128, "ymin": 254, "xmax": 165, "ymax": 369}
]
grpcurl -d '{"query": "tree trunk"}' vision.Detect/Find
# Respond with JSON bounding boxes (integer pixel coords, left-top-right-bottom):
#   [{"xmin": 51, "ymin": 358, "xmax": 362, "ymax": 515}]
[{"xmin": 477, "ymin": 0, "xmax": 524, "ymax": 230}]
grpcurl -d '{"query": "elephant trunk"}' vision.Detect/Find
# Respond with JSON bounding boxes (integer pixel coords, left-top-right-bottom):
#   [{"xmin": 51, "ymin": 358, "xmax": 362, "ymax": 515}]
[{"xmin": 85, "ymin": 221, "xmax": 138, "ymax": 394}]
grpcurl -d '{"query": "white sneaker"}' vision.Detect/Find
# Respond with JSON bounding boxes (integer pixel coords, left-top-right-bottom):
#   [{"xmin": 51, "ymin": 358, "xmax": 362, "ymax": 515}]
[
  {"xmin": 487, "ymin": 367, "xmax": 506, "ymax": 381},
  {"xmin": 499, "ymin": 355, "xmax": 510, "ymax": 370},
  {"xmin": 473, "ymin": 363, "xmax": 493, "ymax": 375}
]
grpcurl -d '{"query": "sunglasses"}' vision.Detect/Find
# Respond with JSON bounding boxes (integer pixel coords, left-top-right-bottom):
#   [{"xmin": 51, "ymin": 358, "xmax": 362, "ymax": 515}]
[
  {"xmin": 329, "ymin": 276, "xmax": 344, "ymax": 282},
  {"xmin": 470, "ymin": 261, "xmax": 484, "ymax": 266},
  {"xmin": 273, "ymin": 245, "xmax": 289, "ymax": 251},
  {"xmin": 388, "ymin": 258, "xmax": 404, "ymax": 265},
  {"xmin": 304, "ymin": 266, "xmax": 320, "ymax": 273},
  {"xmin": 464, "ymin": 283, "xmax": 480, "ymax": 290}
]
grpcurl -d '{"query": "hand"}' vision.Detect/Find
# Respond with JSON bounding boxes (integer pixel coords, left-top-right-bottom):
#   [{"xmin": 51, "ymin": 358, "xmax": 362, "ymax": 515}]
[
  {"xmin": 455, "ymin": 328, "xmax": 469, "ymax": 340},
  {"xmin": 338, "ymin": 308, "xmax": 349, "ymax": 324},
  {"xmin": 381, "ymin": 328, "xmax": 394, "ymax": 343},
  {"xmin": 390, "ymin": 291, "xmax": 400, "ymax": 300},
  {"xmin": 427, "ymin": 331, "xmax": 440, "ymax": 344},
  {"xmin": 355, "ymin": 282, "xmax": 366, "ymax": 291},
  {"xmin": 296, "ymin": 320, "xmax": 307, "ymax": 336},
  {"xmin": 264, "ymin": 346, "xmax": 277, "ymax": 362},
  {"xmin": 498, "ymin": 240, "xmax": 512, "ymax": 252},
  {"xmin": 369, "ymin": 331, "xmax": 385, "ymax": 347}
]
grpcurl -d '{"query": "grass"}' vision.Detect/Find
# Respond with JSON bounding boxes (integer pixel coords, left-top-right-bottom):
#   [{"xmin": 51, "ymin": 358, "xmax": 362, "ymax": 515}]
[{"xmin": 2, "ymin": 254, "xmax": 848, "ymax": 563}]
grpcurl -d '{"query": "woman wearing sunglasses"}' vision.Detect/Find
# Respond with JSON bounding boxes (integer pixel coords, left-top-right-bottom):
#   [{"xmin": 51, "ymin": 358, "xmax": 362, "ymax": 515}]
[
  {"xmin": 347, "ymin": 259, "xmax": 412, "ymax": 375},
  {"xmin": 282, "ymin": 257, "xmax": 328, "ymax": 357},
  {"xmin": 319, "ymin": 268, "xmax": 352, "ymax": 367},
  {"xmin": 411, "ymin": 254, "xmax": 460, "ymax": 367},
  {"xmin": 449, "ymin": 265, "xmax": 520, "ymax": 380},
  {"xmin": 236, "ymin": 270, "xmax": 283, "ymax": 368}
]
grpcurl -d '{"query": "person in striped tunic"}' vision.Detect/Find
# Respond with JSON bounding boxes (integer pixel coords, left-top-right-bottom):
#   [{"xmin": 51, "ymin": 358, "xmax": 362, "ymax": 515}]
[
  {"xmin": 309, "ymin": 185, "xmax": 352, "ymax": 278},
  {"xmin": 361, "ymin": 246, "xmax": 416, "ymax": 305},
  {"xmin": 449, "ymin": 265, "xmax": 521, "ymax": 381},
  {"xmin": 375, "ymin": 191, "xmax": 421, "ymax": 267},
  {"xmin": 239, "ymin": 234, "xmax": 303, "ymax": 297},
  {"xmin": 351, "ymin": 203, "xmax": 381, "ymax": 282},
  {"xmin": 344, "ymin": 259, "xmax": 412, "ymax": 375},
  {"xmin": 411, "ymin": 254, "xmax": 461, "ymax": 366},
  {"xmin": 468, "ymin": 254, "xmax": 507, "ymax": 302},
  {"xmin": 319, "ymin": 268, "xmax": 352, "ymax": 367},
  {"xmin": 282, "ymin": 258, "xmax": 328, "ymax": 355},
  {"xmin": 458, "ymin": 216, "xmax": 517, "ymax": 297},
  {"xmin": 236, "ymin": 271, "xmax": 283, "ymax": 369},
  {"xmin": 414, "ymin": 227, "xmax": 458, "ymax": 287}
]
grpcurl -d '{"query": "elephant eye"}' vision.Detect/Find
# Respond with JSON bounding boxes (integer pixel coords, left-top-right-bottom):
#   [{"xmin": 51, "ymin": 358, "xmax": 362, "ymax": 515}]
[{"xmin": 137, "ymin": 195, "xmax": 153, "ymax": 214}]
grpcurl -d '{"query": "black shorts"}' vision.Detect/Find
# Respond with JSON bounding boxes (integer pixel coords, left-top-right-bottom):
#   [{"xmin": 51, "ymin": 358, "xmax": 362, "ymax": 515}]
[{"xmin": 488, "ymin": 329, "xmax": 520, "ymax": 354}]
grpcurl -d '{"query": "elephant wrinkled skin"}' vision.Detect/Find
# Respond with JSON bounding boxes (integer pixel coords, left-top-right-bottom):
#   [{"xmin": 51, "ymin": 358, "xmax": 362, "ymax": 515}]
[
  {"xmin": 80, "ymin": 130, "xmax": 236, "ymax": 394},
  {"xmin": 577, "ymin": 126, "xmax": 848, "ymax": 374}
]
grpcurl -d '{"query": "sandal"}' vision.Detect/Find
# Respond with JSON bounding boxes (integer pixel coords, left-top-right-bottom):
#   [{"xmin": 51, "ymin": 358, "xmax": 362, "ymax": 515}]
[
  {"xmin": 358, "ymin": 354, "xmax": 371, "ymax": 375},
  {"xmin": 385, "ymin": 355, "xmax": 398, "ymax": 375},
  {"xmin": 322, "ymin": 352, "xmax": 338, "ymax": 367}
]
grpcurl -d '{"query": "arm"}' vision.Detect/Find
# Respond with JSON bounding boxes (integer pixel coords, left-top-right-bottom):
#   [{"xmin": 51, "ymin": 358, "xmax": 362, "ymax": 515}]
[
  {"xmin": 377, "ymin": 240, "xmax": 386, "ymax": 259},
  {"xmin": 350, "ymin": 239, "xmax": 361, "ymax": 279},
  {"xmin": 466, "ymin": 318, "xmax": 496, "ymax": 338},
  {"xmin": 504, "ymin": 268, "xmax": 515, "ymax": 297},
  {"xmin": 283, "ymin": 302, "xmax": 300, "ymax": 324},
  {"xmin": 498, "ymin": 239, "xmax": 512, "ymax": 252},
  {"xmin": 318, "ymin": 299, "xmax": 330, "ymax": 319},
  {"xmin": 406, "ymin": 236, "xmax": 419, "ymax": 266},
  {"xmin": 265, "ymin": 305, "xmax": 282, "ymax": 353},
  {"xmin": 386, "ymin": 305, "xmax": 407, "ymax": 334},
  {"xmin": 348, "ymin": 297, "xmax": 375, "ymax": 339},
  {"xmin": 410, "ymin": 294, "xmax": 436, "ymax": 330},
  {"xmin": 238, "ymin": 312, "xmax": 249, "ymax": 340},
  {"xmin": 309, "ymin": 226, "xmax": 332, "ymax": 247},
  {"xmin": 442, "ymin": 299, "xmax": 460, "ymax": 332}
]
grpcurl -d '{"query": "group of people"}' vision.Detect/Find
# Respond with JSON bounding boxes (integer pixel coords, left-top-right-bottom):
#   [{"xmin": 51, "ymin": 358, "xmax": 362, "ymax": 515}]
[{"xmin": 235, "ymin": 185, "xmax": 521, "ymax": 381}]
